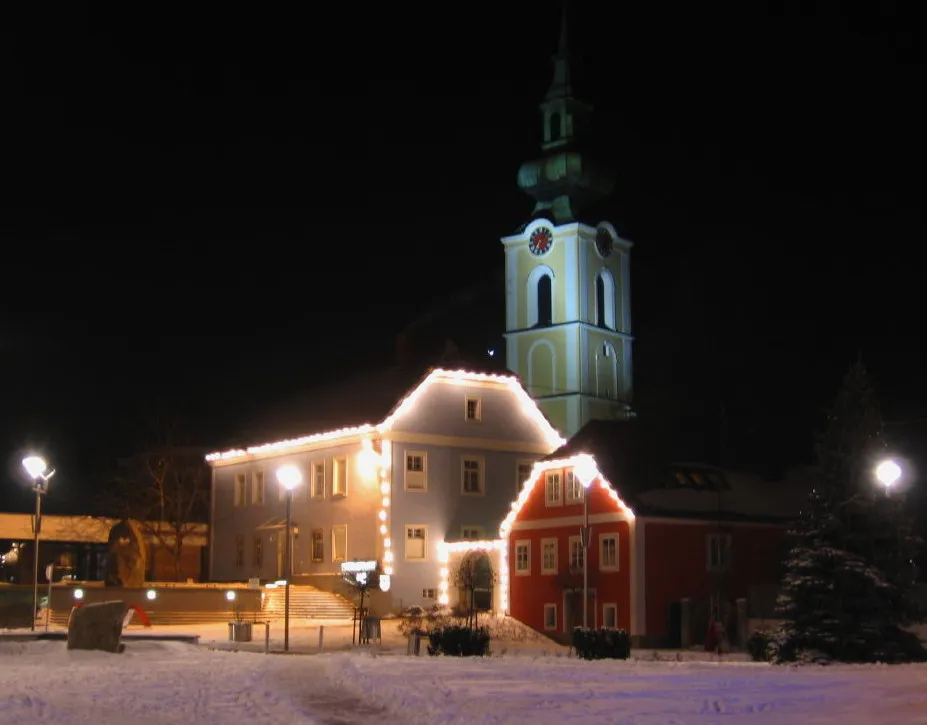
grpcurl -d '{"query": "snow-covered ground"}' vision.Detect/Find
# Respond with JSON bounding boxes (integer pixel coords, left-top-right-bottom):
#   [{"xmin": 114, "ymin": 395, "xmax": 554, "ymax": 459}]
[{"xmin": 2, "ymin": 619, "xmax": 927, "ymax": 724}]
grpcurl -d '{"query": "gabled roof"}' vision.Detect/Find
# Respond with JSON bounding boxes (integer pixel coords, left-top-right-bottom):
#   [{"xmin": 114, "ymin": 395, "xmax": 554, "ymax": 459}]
[
  {"xmin": 206, "ymin": 362, "xmax": 563, "ymax": 465},
  {"xmin": 541, "ymin": 418, "xmax": 807, "ymax": 523}
]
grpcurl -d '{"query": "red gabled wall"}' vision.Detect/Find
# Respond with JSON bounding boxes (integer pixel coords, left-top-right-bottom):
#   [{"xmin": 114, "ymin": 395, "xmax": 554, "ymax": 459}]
[
  {"xmin": 509, "ymin": 468, "xmax": 632, "ymax": 635},
  {"xmin": 643, "ymin": 520, "xmax": 787, "ymax": 641}
]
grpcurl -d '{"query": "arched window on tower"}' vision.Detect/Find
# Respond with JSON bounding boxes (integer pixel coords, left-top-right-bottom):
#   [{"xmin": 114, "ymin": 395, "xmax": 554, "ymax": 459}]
[
  {"xmin": 595, "ymin": 269, "xmax": 617, "ymax": 330},
  {"xmin": 549, "ymin": 112, "xmax": 561, "ymax": 143},
  {"xmin": 537, "ymin": 274, "xmax": 552, "ymax": 327},
  {"xmin": 595, "ymin": 342, "xmax": 620, "ymax": 400}
]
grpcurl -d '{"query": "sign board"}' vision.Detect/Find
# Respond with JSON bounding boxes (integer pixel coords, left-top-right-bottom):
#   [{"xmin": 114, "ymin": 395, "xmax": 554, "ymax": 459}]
[
  {"xmin": 340, "ymin": 560, "xmax": 377, "ymax": 574},
  {"xmin": 46, "ymin": 563, "xmax": 54, "ymax": 581}
]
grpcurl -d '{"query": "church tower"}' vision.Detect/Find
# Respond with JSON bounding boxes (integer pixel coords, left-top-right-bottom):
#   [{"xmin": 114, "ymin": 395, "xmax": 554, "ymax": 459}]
[{"xmin": 502, "ymin": 4, "xmax": 633, "ymax": 438}]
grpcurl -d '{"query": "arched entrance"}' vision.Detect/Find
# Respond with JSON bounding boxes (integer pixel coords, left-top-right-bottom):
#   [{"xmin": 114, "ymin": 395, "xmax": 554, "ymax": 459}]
[{"xmin": 457, "ymin": 551, "xmax": 495, "ymax": 615}]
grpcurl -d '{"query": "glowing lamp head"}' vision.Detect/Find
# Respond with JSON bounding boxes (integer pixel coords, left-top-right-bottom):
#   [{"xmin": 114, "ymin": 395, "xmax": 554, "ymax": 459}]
[
  {"xmin": 573, "ymin": 455, "xmax": 599, "ymax": 489},
  {"xmin": 876, "ymin": 459, "xmax": 902, "ymax": 488},
  {"xmin": 225, "ymin": 590, "xmax": 237, "ymax": 601},
  {"xmin": 276, "ymin": 465, "xmax": 302, "ymax": 491},
  {"xmin": 22, "ymin": 456, "xmax": 48, "ymax": 480}
]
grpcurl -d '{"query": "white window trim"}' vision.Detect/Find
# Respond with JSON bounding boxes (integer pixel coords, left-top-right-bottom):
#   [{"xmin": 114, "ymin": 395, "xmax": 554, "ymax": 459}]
[
  {"xmin": 461, "ymin": 525, "xmax": 485, "ymax": 540},
  {"xmin": 516, "ymin": 459, "xmax": 535, "ymax": 494},
  {"xmin": 234, "ymin": 474, "xmax": 247, "ymax": 507},
  {"xmin": 599, "ymin": 533, "xmax": 619, "ymax": 572},
  {"xmin": 706, "ymin": 533, "xmax": 732, "ymax": 573},
  {"xmin": 464, "ymin": 395, "xmax": 482, "ymax": 422},
  {"xmin": 310, "ymin": 528, "xmax": 324, "ymax": 562},
  {"xmin": 564, "ymin": 470, "xmax": 583, "ymax": 504},
  {"xmin": 543, "ymin": 603, "xmax": 558, "ymax": 631},
  {"xmin": 540, "ymin": 537, "xmax": 558, "ymax": 575},
  {"xmin": 405, "ymin": 524, "xmax": 428, "ymax": 562},
  {"xmin": 331, "ymin": 524, "xmax": 347, "ymax": 562},
  {"xmin": 515, "ymin": 539, "xmax": 531, "ymax": 575},
  {"xmin": 404, "ymin": 450, "xmax": 428, "ymax": 492},
  {"xmin": 568, "ymin": 535, "xmax": 583, "ymax": 571},
  {"xmin": 461, "ymin": 455, "xmax": 485, "ymax": 497},
  {"xmin": 545, "ymin": 471, "xmax": 563, "ymax": 507},
  {"xmin": 332, "ymin": 456, "xmax": 348, "ymax": 498},
  {"xmin": 602, "ymin": 603, "xmax": 618, "ymax": 629},
  {"xmin": 312, "ymin": 461, "xmax": 326, "ymax": 499},
  {"xmin": 251, "ymin": 470, "xmax": 265, "ymax": 505}
]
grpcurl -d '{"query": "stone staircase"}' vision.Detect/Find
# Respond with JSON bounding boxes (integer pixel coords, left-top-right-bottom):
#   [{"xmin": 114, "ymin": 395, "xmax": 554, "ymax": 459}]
[{"xmin": 261, "ymin": 585, "xmax": 355, "ymax": 620}]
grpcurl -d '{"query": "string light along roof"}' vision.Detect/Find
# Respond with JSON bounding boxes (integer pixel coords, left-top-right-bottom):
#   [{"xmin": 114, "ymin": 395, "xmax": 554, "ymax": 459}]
[
  {"xmin": 206, "ymin": 368, "xmax": 565, "ymax": 464},
  {"xmin": 499, "ymin": 452, "xmax": 636, "ymax": 540}
]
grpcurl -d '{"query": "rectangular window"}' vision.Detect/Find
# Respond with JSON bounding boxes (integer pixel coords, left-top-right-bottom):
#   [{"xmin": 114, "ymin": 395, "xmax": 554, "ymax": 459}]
[
  {"xmin": 515, "ymin": 540, "xmax": 530, "ymax": 574},
  {"xmin": 234, "ymin": 474, "xmax": 247, "ymax": 507},
  {"xmin": 311, "ymin": 528, "xmax": 324, "ymax": 562},
  {"xmin": 600, "ymin": 534, "xmax": 619, "ymax": 571},
  {"xmin": 707, "ymin": 533, "xmax": 732, "ymax": 572},
  {"xmin": 405, "ymin": 526, "xmax": 427, "ymax": 560},
  {"xmin": 405, "ymin": 451, "xmax": 427, "ymax": 491},
  {"xmin": 564, "ymin": 470, "xmax": 583, "ymax": 504},
  {"xmin": 234, "ymin": 535, "xmax": 245, "ymax": 567},
  {"xmin": 461, "ymin": 457, "xmax": 484, "ymax": 495},
  {"xmin": 541, "ymin": 537, "xmax": 558, "ymax": 574},
  {"xmin": 253, "ymin": 535, "xmax": 263, "ymax": 567},
  {"xmin": 603, "ymin": 603, "xmax": 618, "ymax": 629},
  {"xmin": 545, "ymin": 472, "xmax": 562, "ymax": 507},
  {"xmin": 333, "ymin": 456, "xmax": 347, "ymax": 497},
  {"xmin": 461, "ymin": 526, "xmax": 484, "ymax": 540},
  {"xmin": 569, "ymin": 535, "xmax": 583, "ymax": 571},
  {"xmin": 543, "ymin": 603, "xmax": 558, "ymax": 631},
  {"xmin": 517, "ymin": 461, "xmax": 534, "ymax": 493},
  {"xmin": 465, "ymin": 396, "xmax": 482, "ymax": 422},
  {"xmin": 332, "ymin": 524, "xmax": 347, "ymax": 562},
  {"xmin": 312, "ymin": 462, "xmax": 326, "ymax": 499},
  {"xmin": 251, "ymin": 470, "xmax": 265, "ymax": 505},
  {"xmin": 423, "ymin": 588, "xmax": 436, "ymax": 600}
]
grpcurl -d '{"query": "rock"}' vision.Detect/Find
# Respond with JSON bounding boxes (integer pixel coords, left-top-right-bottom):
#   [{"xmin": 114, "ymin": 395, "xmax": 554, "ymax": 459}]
[{"xmin": 67, "ymin": 600, "xmax": 127, "ymax": 653}]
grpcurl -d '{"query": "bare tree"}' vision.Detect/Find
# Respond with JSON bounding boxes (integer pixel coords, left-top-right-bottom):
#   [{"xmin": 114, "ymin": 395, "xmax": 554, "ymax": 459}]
[
  {"xmin": 454, "ymin": 554, "xmax": 496, "ymax": 629},
  {"xmin": 101, "ymin": 415, "xmax": 209, "ymax": 582}
]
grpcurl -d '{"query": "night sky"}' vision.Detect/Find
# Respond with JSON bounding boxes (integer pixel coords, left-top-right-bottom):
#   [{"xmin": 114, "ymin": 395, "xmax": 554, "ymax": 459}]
[{"xmin": 2, "ymin": 3, "xmax": 924, "ymax": 512}]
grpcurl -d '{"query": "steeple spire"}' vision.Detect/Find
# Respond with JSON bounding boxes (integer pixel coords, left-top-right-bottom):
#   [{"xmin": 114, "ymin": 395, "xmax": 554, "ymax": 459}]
[{"xmin": 545, "ymin": 0, "xmax": 571, "ymax": 102}]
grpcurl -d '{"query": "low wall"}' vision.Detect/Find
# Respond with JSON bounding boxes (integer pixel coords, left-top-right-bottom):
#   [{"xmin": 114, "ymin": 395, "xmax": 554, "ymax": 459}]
[{"xmin": 48, "ymin": 584, "xmax": 263, "ymax": 627}]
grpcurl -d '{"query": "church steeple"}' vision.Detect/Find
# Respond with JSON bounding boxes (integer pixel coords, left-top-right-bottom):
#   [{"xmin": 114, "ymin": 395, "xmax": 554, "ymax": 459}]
[{"xmin": 516, "ymin": 3, "xmax": 614, "ymax": 224}]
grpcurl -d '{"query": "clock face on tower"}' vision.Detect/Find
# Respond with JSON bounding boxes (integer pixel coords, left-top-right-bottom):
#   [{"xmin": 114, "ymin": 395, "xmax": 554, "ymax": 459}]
[
  {"xmin": 528, "ymin": 226, "xmax": 553, "ymax": 256},
  {"xmin": 595, "ymin": 227, "xmax": 614, "ymax": 258}
]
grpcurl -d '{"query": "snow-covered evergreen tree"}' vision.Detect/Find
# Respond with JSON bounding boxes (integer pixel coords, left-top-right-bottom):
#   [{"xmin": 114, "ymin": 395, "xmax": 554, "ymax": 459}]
[{"xmin": 773, "ymin": 360, "xmax": 926, "ymax": 663}]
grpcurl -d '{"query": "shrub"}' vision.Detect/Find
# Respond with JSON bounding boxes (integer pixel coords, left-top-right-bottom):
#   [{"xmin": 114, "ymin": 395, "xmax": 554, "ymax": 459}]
[
  {"xmin": 572, "ymin": 627, "xmax": 631, "ymax": 660},
  {"xmin": 427, "ymin": 625, "xmax": 491, "ymax": 657},
  {"xmin": 747, "ymin": 630, "xmax": 772, "ymax": 662}
]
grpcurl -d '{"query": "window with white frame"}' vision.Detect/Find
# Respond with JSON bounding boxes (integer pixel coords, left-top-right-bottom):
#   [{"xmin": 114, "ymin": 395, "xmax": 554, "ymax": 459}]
[
  {"xmin": 545, "ymin": 472, "xmax": 562, "ymax": 506},
  {"xmin": 564, "ymin": 470, "xmax": 583, "ymax": 504},
  {"xmin": 707, "ymin": 533, "xmax": 732, "ymax": 572},
  {"xmin": 541, "ymin": 537, "xmax": 558, "ymax": 574},
  {"xmin": 333, "ymin": 456, "xmax": 347, "ymax": 497},
  {"xmin": 405, "ymin": 526, "xmax": 427, "ymax": 560},
  {"xmin": 331, "ymin": 524, "xmax": 347, "ymax": 562},
  {"xmin": 423, "ymin": 588, "xmax": 436, "ymax": 600},
  {"xmin": 603, "ymin": 603, "xmax": 618, "ymax": 629},
  {"xmin": 311, "ymin": 528, "xmax": 324, "ymax": 562},
  {"xmin": 251, "ymin": 470, "xmax": 265, "ymax": 505},
  {"xmin": 405, "ymin": 451, "xmax": 427, "ymax": 491},
  {"xmin": 600, "ymin": 534, "xmax": 619, "ymax": 571},
  {"xmin": 234, "ymin": 474, "xmax": 247, "ymax": 507},
  {"xmin": 461, "ymin": 526, "xmax": 484, "ymax": 540},
  {"xmin": 515, "ymin": 540, "xmax": 530, "ymax": 574},
  {"xmin": 517, "ymin": 461, "xmax": 534, "ymax": 492},
  {"xmin": 569, "ymin": 535, "xmax": 583, "ymax": 571},
  {"xmin": 543, "ymin": 603, "xmax": 557, "ymax": 630},
  {"xmin": 461, "ymin": 457, "xmax": 483, "ymax": 495},
  {"xmin": 234, "ymin": 535, "xmax": 245, "ymax": 567},
  {"xmin": 252, "ymin": 535, "xmax": 263, "ymax": 567},
  {"xmin": 465, "ymin": 396, "xmax": 482, "ymax": 422},
  {"xmin": 312, "ymin": 461, "xmax": 325, "ymax": 499}
]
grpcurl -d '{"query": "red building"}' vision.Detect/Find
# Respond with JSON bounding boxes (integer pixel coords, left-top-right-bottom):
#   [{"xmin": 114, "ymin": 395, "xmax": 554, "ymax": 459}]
[{"xmin": 501, "ymin": 420, "xmax": 807, "ymax": 647}]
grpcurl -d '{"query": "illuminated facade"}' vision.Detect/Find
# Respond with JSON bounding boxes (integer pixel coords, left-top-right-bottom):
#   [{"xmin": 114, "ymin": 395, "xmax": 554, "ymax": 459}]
[{"xmin": 207, "ymin": 368, "xmax": 563, "ymax": 610}]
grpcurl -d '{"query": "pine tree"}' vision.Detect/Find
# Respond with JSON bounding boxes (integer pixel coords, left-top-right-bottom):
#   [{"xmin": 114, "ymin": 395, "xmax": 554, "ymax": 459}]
[{"xmin": 773, "ymin": 359, "xmax": 926, "ymax": 663}]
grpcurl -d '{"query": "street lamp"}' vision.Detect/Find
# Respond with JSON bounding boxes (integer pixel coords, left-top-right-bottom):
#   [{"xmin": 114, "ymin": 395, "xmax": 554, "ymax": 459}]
[
  {"xmin": 876, "ymin": 459, "xmax": 902, "ymax": 497},
  {"xmin": 276, "ymin": 464, "xmax": 302, "ymax": 651},
  {"xmin": 22, "ymin": 455, "xmax": 55, "ymax": 632},
  {"xmin": 574, "ymin": 456, "xmax": 598, "ymax": 631}
]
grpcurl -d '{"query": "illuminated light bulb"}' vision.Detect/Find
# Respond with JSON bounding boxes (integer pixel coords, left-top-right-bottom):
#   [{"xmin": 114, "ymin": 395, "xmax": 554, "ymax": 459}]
[
  {"xmin": 383, "ymin": 538, "xmax": 391, "ymax": 548},
  {"xmin": 440, "ymin": 568, "xmax": 448, "ymax": 578},
  {"xmin": 378, "ymin": 511, "xmax": 387, "ymax": 521},
  {"xmin": 382, "ymin": 496, "xmax": 390, "ymax": 508},
  {"xmin": 385, "ymin": 566, "xmax": 393, "ymax": 575},
  {"xmin": 384, "ymin": 551, "xmax": 393, "ymax": 563},
  {"xmin": 380, "ymin": 482, "xmax": 390, "ymax": 495},
  {"xmin": 438, "ymin": 594, "xmax": 449, "ymax": 605},
  {"xmin": 379, "ymin": 524, "xmax": 388, "ymax": 535}
]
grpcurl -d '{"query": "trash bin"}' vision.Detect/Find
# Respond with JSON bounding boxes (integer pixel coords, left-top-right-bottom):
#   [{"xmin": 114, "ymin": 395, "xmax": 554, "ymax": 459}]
[
  {"xmin": 228, "ymin": 621, "xmax": 253, "ymax": 642},
  {"xmin": 407, "ymin": 629, "xmax": 423, "ymax": 656},
  {"xmin": 361, "ymin": 616, "xmax": 381, "ymax": 644}
]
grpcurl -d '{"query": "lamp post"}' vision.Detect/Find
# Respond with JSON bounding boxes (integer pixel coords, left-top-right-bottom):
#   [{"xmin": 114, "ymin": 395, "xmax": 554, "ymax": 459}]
[
  {"xmin": 276, "ymin": 464, "xmax": 302, "ymax": 651},
  {"xmin": 22, "ymin": 456, "xmax": 55, "ymax": 632},
  {"xmin": 574, "ymin": 456, "xmax": 598, "ymax": 631},
  {"xmin": 876, "ymin": 459, "xmax": 902, "ymax": 495}
]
